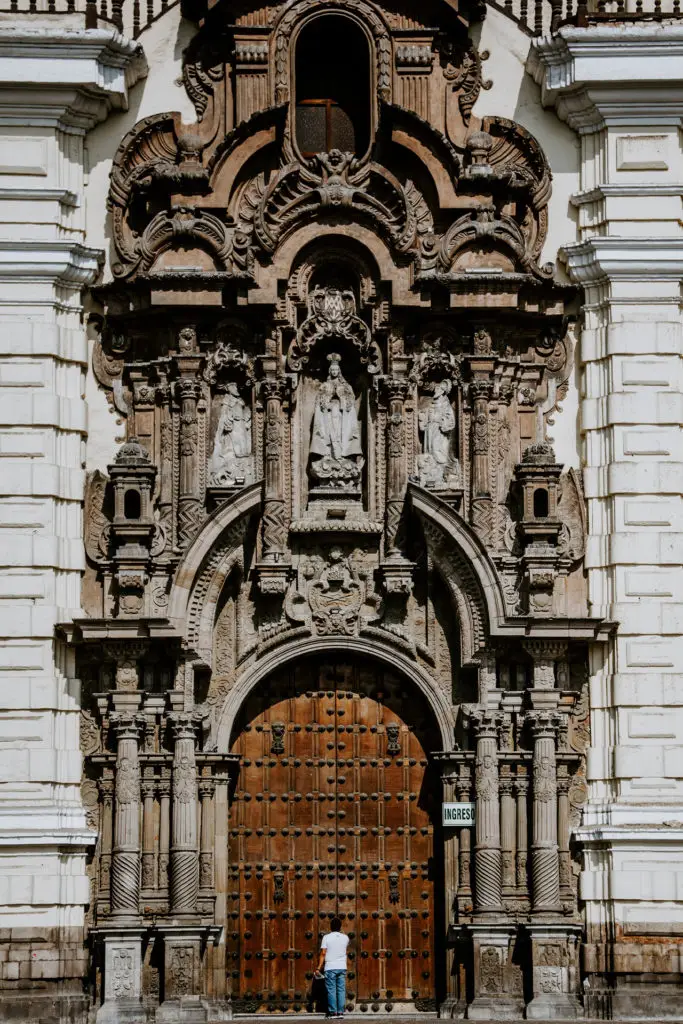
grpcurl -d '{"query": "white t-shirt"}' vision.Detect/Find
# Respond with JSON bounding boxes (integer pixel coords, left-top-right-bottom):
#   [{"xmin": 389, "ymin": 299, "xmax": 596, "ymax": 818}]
[{"xmin": 321, "ymin": 930, "xmax": 349, "ymax": 970}]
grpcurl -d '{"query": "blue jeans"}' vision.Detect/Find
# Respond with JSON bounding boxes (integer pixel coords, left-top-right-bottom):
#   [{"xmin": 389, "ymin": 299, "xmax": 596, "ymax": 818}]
[{"xmin": 324, "ymin": 968, "xmax": 346, "ymax": 1015}]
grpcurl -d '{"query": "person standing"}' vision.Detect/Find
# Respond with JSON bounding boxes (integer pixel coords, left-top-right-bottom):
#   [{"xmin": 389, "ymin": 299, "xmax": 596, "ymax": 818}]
[{"xmin": 316, "ymin": 916, "xmax": 349, "ymax": 1018}]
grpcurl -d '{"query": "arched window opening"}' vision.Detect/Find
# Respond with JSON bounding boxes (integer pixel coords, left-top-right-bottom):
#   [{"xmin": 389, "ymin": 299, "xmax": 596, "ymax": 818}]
[
  {"xmin": 124, "ymin": 489, "xmax": 141, "ymax": 520},
  {"xmin": 533, "ymin": 487, "xmax": 549, "ymax": 518},
  {"xmin": 295, "ymin": 15, "xmax": 371, "ymax": 158}
]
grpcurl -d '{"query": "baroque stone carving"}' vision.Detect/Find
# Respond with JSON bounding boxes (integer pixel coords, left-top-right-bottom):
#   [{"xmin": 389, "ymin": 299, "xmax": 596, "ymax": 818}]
[
  {"xmin": 209, "ymin": 383, "xmax": 254, "ymax": 486},
  {"xmin": 309, "ymin": 354, "xmax": 363, "ymax": 491},
  {"xmin": 417, "ymin": 380, "xmax": 462, "ymax": 489}
]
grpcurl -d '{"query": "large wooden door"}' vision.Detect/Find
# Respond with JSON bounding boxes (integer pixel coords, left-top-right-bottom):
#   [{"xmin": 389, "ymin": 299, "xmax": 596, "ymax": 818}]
[{"xmin": 226, "ymin": 657, "xmax": 442, "ymax": 1013}]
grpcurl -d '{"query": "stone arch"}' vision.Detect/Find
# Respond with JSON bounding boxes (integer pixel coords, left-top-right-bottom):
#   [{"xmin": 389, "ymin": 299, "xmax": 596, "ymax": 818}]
[
  {"xmin": 168, "ymin": 481, "xmax": 262, "ymax": 663},
  {"xmin": 409, "ymin": 483, "xmax": 508, "ymax": 663},
  {"xmin": 273, "ymin": 0, "xmax": 392, "ymax": 109},
  {"xmin": 214, "ymin": 634, "xmax": 456, "ymax": 752}
]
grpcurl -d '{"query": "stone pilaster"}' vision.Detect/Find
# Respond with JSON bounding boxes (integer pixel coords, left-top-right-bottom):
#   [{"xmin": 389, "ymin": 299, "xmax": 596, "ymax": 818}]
[
  {"xmin": 158, "ymin": 767, "xmax": 171, "ymax": 893},
  {"xmin": 514, "ymin": 767, "xmax": 529, "ymax": 905}
]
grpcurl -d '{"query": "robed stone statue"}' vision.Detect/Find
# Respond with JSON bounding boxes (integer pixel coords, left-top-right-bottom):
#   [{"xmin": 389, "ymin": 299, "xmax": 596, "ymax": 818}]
[
  {"xmin": 208, "ymin": 382, "xmax": 253, "ymax": 486},
  {"xmin": 417, "ymin": 379, "xmax": 462, "ymax": 489},
  {"xmin": 309, "ymin": 353, "xmax": 363, "ymax": 490}
]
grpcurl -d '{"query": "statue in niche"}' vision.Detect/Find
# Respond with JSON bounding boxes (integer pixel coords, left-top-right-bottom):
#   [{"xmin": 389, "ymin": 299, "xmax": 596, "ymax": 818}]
[
  {"xmin": 417, "ymin": 380, "xmax": 462, "ymax": 489},
  {"xmin": 208, "ymin": 382, "xmax": 253, "ymax": 486},
  {"xmin": 309, "ymin": 352, "xmax": 363, "ymax": 490}
]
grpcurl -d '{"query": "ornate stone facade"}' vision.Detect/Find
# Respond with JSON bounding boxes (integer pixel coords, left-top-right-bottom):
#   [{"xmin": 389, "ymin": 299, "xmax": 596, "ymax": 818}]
[
  {"xmin": 1, "ymin": 0, "xmax": 681, "ymax": 1020},
  {"xmin": 65, "ymin": 0, "xmax": 607, "ymax": 1018}
]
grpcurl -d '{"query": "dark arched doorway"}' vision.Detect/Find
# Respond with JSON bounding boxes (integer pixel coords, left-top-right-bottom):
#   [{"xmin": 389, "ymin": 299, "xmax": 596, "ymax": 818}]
[{"xmin": 226, "ymin": 655, "xmax": 444, "ymax": 1013}]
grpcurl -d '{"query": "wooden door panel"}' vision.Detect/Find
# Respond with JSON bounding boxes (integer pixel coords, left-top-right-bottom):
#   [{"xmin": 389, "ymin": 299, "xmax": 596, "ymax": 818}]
[{"xmin": 227, "ymin": 658, "xmax": 439, "ymax": 1013}]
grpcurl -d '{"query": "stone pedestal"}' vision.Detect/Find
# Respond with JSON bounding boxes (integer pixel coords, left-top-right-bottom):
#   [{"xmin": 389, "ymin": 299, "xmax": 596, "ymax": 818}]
[
  {"xmin": 97, "ymin": 929, "xmax": 146, "ymax": 1024},
  {"xmin": 466, "ymin": 924, "xmax": 524, "ymax": 1020},
  {"xmin": 525, "ymin": 923, "xmax": 582, "ymax": 1020},
  {"xmin": 156, "ymin": 926, "xmax": 217, "ymax": 1023}
]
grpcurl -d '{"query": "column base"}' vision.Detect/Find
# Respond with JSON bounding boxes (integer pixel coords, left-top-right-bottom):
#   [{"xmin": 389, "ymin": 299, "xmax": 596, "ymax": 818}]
[
  {"xmin": 526, "ymin": 922, "xmax": 582, "ymax": 1020},
  {"xmin": 156, "ymin": 996, "xmax": 210, "ymax": 1023},
  {"xmin": 439, "ymin": 995, "xmax": 466, "ymax": 1019},
  {"xmin": 466, "ymin": 923, "xmax": 525, "ymax": 1021},
  {"xmin": 96, "ymin": 928, "xmax": 146, "ymax": 1024}
]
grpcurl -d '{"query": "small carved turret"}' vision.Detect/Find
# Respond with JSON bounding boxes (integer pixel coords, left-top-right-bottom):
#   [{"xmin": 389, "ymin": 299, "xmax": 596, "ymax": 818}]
[
  {"xmin": 108, "ymin": 438, "xmax": 157, "ymax": 617},
  {"xmin": 514, "ymin": 443, "xmax": 563, "ymax": 616}
]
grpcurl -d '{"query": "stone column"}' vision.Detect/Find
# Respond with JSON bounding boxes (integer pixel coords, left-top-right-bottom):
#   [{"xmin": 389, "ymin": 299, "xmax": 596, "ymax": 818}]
[
  {"xmin": 110, "ymin": 714, "xmax": 143, "ymax": 920},
  {"xmin": 469, "ymin": 379, "xmax": 493, "ymax": 546},
  {"xmin": 529, "ymin": 711, "xmax": 561, "ymax": 915},
  {"xmin": 557, "ymin": 764, "xmax": 572, "ymax": 906},
  {"xmin": 471, "ymin": 711, "xmax": 502, "ymax": 915},
  {"xmin": 170, "ymin": 715, "xmax": 200, "ymax": 916},
  {"xmin": 98, "ymin": 775, "xmax": 114, "ymax": 901},
  {"xmin": 456, "ymin": 765, "xmax": 472, "ymax": 908},
  {"xmin": 499, "ymin": 766, "xmax": 516, "ymax": 900},
  {"xmin": 199, "ymin": 777, "xmax": 215, "ymax": 893},
  {"xmin": 176, "ymin": 376, "xmax": 203, "ymax": 550},
  {"xmin": 158, "ymin": 767, "xmax": 171, "ymax": 892},
  {"xmin": 378, "ymin": 377, "xmax": 410, "ymax": 555},
  {"xmin": 260, "ymin": 377, "xmax": 288, "ymax": 560},
  {"xmin": 439, "ymin": 763, "xmax": 462, "ymax": 1018},
  {"xmin": 514, "ymin": 766, "xmax": 529, "ymax": 904},
  {"xmin": 141, "ymin": 773, "xmax": 156, "ymax": 892}
]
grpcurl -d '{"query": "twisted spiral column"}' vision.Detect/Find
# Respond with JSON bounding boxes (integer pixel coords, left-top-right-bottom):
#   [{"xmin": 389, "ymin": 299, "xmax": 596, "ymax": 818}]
[
  {"xmin": 110, "ymin": 714, "xmax": 143, "ymax": 919},
  {"xmin": 470, "ymin": 710, "xmax": 502, "ymax": 914},
  {"xmin": 170, "ymin": 715, "xmax": 200, "ymax": 915},
  {"xmin": 529, "ymin": 711, "xmax": 561, "ymax": 914}
]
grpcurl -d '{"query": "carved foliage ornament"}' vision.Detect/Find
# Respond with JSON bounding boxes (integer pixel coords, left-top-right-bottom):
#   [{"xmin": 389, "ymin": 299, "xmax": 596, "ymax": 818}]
[{"xmin": 291, "ymin": 285, "xmax": 379, "ymax": 373}]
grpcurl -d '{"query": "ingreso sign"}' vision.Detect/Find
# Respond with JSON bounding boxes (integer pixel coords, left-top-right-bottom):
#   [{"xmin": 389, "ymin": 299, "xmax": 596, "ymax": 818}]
[{"xmin": 442, "ymin": 802, "xmax": 475, "ymax": 826}]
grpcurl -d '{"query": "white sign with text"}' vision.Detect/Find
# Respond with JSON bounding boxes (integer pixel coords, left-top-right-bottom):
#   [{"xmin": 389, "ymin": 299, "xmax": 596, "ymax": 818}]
[{"xmin": 442, "ymin": 802, "xmax": 475, "ymax": 826}]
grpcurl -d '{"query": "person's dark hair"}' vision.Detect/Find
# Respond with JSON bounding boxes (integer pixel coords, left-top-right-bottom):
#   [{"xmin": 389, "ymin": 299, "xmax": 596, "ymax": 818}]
[{"xmin": 330, "ymin": 916, "xmax": 342, "ymax": 932}]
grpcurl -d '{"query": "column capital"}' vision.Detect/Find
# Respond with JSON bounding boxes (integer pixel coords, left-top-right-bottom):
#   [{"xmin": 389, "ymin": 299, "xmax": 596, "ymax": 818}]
[
  {"xmin": 525, "ymin": 710, "xmax": 563, "ymax": 739},
  {"xmin": 110, "ymin": 712, "xmax": 146, "ymax": 739},
  {"xmin": 374, "ymin": 375, "xmax": 412, "ymax": 407},
  {"xmin": 468, "ymin": 708, "xmax": 504, "ymax": 739}
]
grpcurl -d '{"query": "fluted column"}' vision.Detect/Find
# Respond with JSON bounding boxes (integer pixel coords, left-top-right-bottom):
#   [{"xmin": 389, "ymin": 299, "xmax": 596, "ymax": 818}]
[
  {"xmin": 199, "ymin": 777, "xmax": 215, "ymax": 892},
  {"xmin": 529, "ymin": 711, "xmax": 561, "ymax": 914},
  {"xmin": 158, "ymin": 767, "xmax": 171, "ymax": 891},
  {"xmin": 378, "ymin": 377, "xmax": 410, "ymax": 555},
  {"xmin": 260, "ymin": 377, "xmax": 289, "ymax": 559},
  {"xmin": 456, "ymin": 765, "xmax": 472, "ymax": 906},
  {"xmin": 471, "ymin": 711, "xmax": 502, "ymax": 914},
  {"xmin": 514, "ymin": 766, "xmax": 529, "ymax": 901},
  {"xmin": 98, "ymin": 775, "xmax": 114, "ymax": 898},
  {"xmin": 557, "ymin": 764, "xmax": 572, "ymax": 905},
  {"xmin": 141, "ymin": 773, "xmax": 156, "ymax": 891},
  {"xmin": 500, "ymin": 766, "xmax": 516, "ymax": 899},
  {"xmin": 170, "ymin": 715, "xmax": 200, "ymax": 916},
  {"xmin": 110, "ymin": 714, "xmax": 144, "ymax": 920},
  {"xmin": 176, "ymin": 376, "xmax": 202, "ymax": 550}
]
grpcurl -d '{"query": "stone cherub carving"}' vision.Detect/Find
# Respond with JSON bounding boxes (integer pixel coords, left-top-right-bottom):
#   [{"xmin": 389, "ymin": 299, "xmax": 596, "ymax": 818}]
[
  {"xmin": 208, "ymin": 382, "xmax": 253, "ymax": 486},
  {"xmin": 417, "ymin": 379, "xmax": 462, "ymax": 489},
  {"xmin": 309, "ymin": 352, "xmax": 363, "ymax": 490}
]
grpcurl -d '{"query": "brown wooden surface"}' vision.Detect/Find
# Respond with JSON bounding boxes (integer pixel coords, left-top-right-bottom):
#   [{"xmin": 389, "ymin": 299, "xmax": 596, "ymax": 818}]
[{"xmin": 226, "ymin": 657, "xmax": 442, "ymax": 1013}]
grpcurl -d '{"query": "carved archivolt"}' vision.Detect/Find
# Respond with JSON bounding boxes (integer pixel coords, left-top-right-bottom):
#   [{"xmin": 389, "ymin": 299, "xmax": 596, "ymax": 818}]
[{"xmin": 272, "ymin": 0, "xmax": 392, "ymax": 106}]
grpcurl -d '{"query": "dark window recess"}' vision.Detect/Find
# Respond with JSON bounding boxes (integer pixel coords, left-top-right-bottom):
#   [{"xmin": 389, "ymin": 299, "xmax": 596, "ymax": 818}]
[
  {"xmin": 295, "ymin": 15, "xmax": 370, "ymax": 157},
  {"xmin": 533, "ymin": 488, "xmax": 549, "ymax": 518},
  {"xmin": 124, "ymin": 489, "xmax": 141, "ymax": 519}
]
